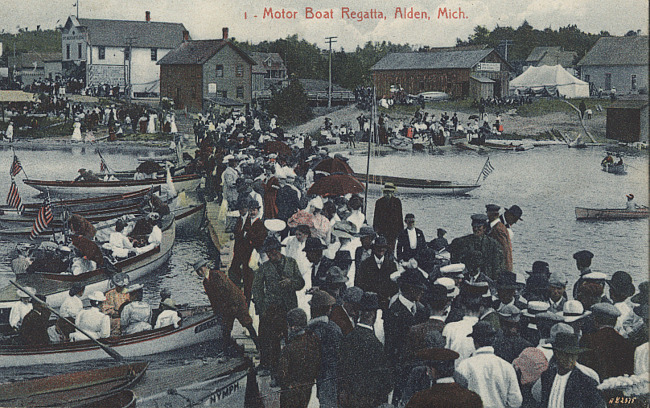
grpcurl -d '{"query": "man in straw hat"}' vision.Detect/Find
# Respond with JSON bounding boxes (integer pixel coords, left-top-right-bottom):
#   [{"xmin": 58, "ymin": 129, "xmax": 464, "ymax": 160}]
[
  {"xmin": 539, "ymin": 332, "xmax": 606, "ymax": 408},
  {"xmin": 253, "ymin": 236, "xmax": 305, "ymax": 374},
  {"xmin": 373, "ymin": 182, "xmax": 403, "ymax": 251},
  {"xmin": 546, "ymin": 270, "xmax": 568, "ymax": 314},
  {"xmin": 456, "ymin": 321, "xmax": 523, "ymax": 408},
  {"xmin": 338, "ymin": 292, "xmax": 393, "ymax": 408},
  {"xmin": 405, "ymin": 347, "xmax": 482, "ymax": 408},
  {"xmin": 307, "ymin": 289, "xmax": 342, "ymax": 408},
  {"xmin": 194, "ymin": 259, "xmax": 258, "ymax": 354}
]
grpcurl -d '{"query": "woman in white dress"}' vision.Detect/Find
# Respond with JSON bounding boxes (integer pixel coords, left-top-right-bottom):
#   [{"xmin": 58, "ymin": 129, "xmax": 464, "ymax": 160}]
[
  {"xmin": 4, "ymin": 121, "xmax": 13, "ymax": 141},
  {"xmin": 169, "ymin": 113, "xmax": 178, "ymax": 133},
  {"xmin": 147, "ymin": 112, "xmax": 156, "ymax": 134},
  {"xmin": 71, "ymin": 119, "xmax": 82, "ymax": 142}
]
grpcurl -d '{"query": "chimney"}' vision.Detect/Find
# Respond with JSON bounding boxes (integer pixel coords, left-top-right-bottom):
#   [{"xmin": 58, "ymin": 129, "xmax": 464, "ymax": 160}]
[
  {"xmin": 222, "ymin": 27, "xmax": 228, "ymax": 40},
  {"xmin": 145, "ymin": 11, "xmax": 151, "ymax": 22},
  {"xmin": 182, "ymin": 30, "xmax": 189, "ymax": 42}
]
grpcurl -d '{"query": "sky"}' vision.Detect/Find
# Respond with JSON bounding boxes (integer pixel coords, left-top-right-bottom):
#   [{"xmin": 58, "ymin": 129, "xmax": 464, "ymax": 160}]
[{"xmin": 3, "ymin": 0, "xmax": 649, "ymax": 50}]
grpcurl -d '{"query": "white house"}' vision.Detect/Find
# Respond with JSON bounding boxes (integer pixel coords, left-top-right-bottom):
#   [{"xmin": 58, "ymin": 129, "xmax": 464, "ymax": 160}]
[{"xmin": 61, "ymin": 13, "xmax": 189, "ymax": 96}]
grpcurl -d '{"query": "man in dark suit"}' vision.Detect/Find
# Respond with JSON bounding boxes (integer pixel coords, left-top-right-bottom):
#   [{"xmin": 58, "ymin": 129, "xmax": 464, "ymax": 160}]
[
  {"xmin": 404, "ymin": 284, "xmax": 449, "ymax": 359},
  {"xmin": 354, "ymin": 226, "xmax": 376, "ymax": 272},
  {"xmin": 579, "ymin": 302, "xmax": 635, "ymax": 380},
  {"xmin": 303, "ymin": 237, "xmax": 335, "ymax": 288},
  {"xmin": 448, "ymin": 214, "xmax": 505, "ymax": 281},
  {"xmin": 540, "ymin": 332, "xmax": 606, "ymax": 408},
  {"xmin": 405, "ymin": 348, "xmax": 483, "ymax": 408},
  {"xmin": 354, "ymin": 235, "xmax": 398, "ymax": 310},
  {"xmin": 329, "ymin": 286, "xmax": 363, "ymax": 337},
  {"xmin": 396, "ymin": 213, "xmax": 427, "ymax": 262},
  {"xmin": 373, "ymin": 182, "xmax": 403, "ymax": 251},
  {"xmin": 384, "ymin": 267, "xmax": 430, "ymax": 405},
  {"xmin": 338, "ymin": 292, "xmax": 393, "ymax": 408}
]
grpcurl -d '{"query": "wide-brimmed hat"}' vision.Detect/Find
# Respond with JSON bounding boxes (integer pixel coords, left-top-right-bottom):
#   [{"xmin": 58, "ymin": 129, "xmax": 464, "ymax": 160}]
[
  {"xmin": 527, "ymin": 261, "xmax": 550, "ymax": 276},
  {"xmin": 359, "ymin": 292, "xmax": 380, "ymax": 311},
  {"xmin": 260, "ymin": 236, "xmax": 284, "ymax": 253},
  {"xmin": 522, "ymin": 301, "xmax": 550, "ymax": 318},
  {"xmin": 497, "ymin": 272, "xmax": 520, "ymax": 290},
  {"xmin": 397, "ymin": 267, "xmax": 428, "ymax": 290},
  {"xmin": 414, "ymin": 347, "xmax": 459, "ymax": 363},
  {"xmin": 112, "ymin": 272, "xmax": 130, "ymax": 287},
  {"xmin": 467, "ymin": 321, "xmax": 497, "ymax": 339},
  {"xmin": 631, "ymin": 281, "xmax": 649, "ymax": 304},
  {"xmin": 193, "ymin": 259, "xmax": 210, "ymax": 272},
  {"xmin": 88, "ymin": 291, "xmax": 106, "ymax": 302},
  {"xmin": 373, "ymin": 235, "xmax": 390, "ymax": 249},
  {"xmin": 512, "ymin": 347, "xmax": 549, "ymax": 385},
  {"xmin": 552, "ymin": 332, "xmax": 589, "ymax": 354},
  {"xmin": 607, "ymin": 271, "xmax": 635, "ymax": 298},
  {"xmin": 434, "ymin": 277, "xmax": 460, "ymax": 298},
  {"xmin": 560, "ymin": 300, "xmax": 591, "ymax": 323},
  {"xmin": 303, "ymin": 237, "xmax": 327, "ymax": 252},
  {"xmin": 382, "ymin": 182, "xmax": 396, "ymax": 192},
  {"xmin": 161, "ymin": 298, "xmax": 177, "ymax": 310},
  {"xmin": 356, "ymin": 225, "xmax": 376, "ymax": 238},
  {"xmin": 505, "ymin": 205, "xmax": 523, "ymax": 221},
  {"xmin": 16, "ymin": 286, "xmax": 36, "ymax": 298},
  {"xmin": 498, "ymin": 304, "xmax": 522, "ymax": 323},
  {"xmin": 439, "ymin": 263, "xmax": 466, "ymax": 277},
  {"xmin": 324, "ymin": 266, "xmax": 349, "ymax": 284},
  {"xmin": 309, "ymin": 289, "xmax": 336, "ymax": 307},
  {"xmin": 264, "ymin": 219, "xmax": 286, "ymax": 232}
]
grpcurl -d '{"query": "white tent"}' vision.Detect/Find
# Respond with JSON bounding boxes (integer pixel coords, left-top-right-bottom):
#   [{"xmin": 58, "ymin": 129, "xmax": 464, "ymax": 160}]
[{"xmin": 510, "ymin": 65, "xmax": 589, "ymax": 98}]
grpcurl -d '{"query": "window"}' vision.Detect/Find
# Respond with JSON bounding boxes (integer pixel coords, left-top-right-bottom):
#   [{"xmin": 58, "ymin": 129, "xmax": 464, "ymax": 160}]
[
  {"xmin": 216, "ymin": 65, "xmax": 223, "ymax": 77},
  {"xmin": 217, "ymin": 90, "xmax": 227, "ymax": 98},
  {"xmin": 124, "ymin": 48, "xmax": 130, "ymax": 60},
  {"xmin": 605, "ymin": 73, "xmax": 612, "ymax": 90},
  {"xmin": 236, "ymin": 86, "xmax": 244, "ymax": 98},
  {"xmin": 98, "ymin": 46, "xmax": 105, "ymax": 60},
  {"xmin": 632, "ymin": 75, "xmax": 637, "ymax": 90},
  {"xmin": 77, "ymin": 43, "xmax": 82, "ymax": 59},
  {"xmin": 151, "ymin": 48, "xmax": 158, "ymax": 61},
  {"xmin": 208, "ymin": 83, "xmax": 217, "ymax": 94},
  {"xmin": 66, "ymin": 44, "xmax": 70, "ymax": 60},
  {"xmin": 236, "ymin": 64, "xmax": 243, "ymax": 77}
]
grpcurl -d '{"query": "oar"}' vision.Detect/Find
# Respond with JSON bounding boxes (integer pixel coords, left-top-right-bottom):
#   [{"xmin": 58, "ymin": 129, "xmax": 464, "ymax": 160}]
[{"xmin": 9, "ymin": 280, "xmax": 124, "ymax": 362}]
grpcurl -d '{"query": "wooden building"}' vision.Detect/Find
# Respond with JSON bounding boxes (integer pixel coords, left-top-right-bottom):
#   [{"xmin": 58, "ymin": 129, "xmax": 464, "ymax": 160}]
[
  {"xmin": 606, "ymin": 99, "xmax": 649, "ymax": 143},
  {"xmin": 371, "ymin": 48, "xmax": 511, "ymax": 99},
  {"xmin": 157, "ymin": 28, "xmax": 255, "ymax": 112}
]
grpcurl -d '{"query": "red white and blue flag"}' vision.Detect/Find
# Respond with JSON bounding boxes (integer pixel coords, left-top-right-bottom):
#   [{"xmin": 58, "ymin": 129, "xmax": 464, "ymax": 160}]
[
  {"xmin": 10, "ymin": 155, "xmax": 22, "ymax": 177},
  {"xmin": 100, "ymin": 158, "xmax": 108, "ymax": 173},
  {"xmin": 30, "ymin": 196, "xmax": 53, "ymax": 240},
  {"xmin": 6, "ymin": 180, "xmax": 24, "ymax": 213}
]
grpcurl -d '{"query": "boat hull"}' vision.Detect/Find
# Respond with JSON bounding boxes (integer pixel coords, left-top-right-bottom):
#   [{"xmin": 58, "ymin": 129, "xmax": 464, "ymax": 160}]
[
  {"xmin": 353, "ymin": 173, "xmax": 480, "ymax": 195},
  {"xmin": 575, "ymin": 207, "xmax": 649, "ymax": 220},
  {"xmin": 601, "ymin": 163, "xmax": 627, "ymax": 175}
]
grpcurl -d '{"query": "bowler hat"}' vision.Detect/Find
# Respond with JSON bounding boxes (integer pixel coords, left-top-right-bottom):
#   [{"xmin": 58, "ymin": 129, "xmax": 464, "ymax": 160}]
[
  {"xmin": 607, "ymin": 271, "xmax": 635, "ymax": 298},
  {"xmin": 342, "ymin": 286, "xmax": 364, "ymax": 304},
  {"xmin": 357, "ymin": 226, "xmax": 376, "ymax": 238},
  {"xmin": 260, "ymin": 236, "xmax": 284, "ymax": 253},
  {"xmin": 528, "ymin": 261, "xmax": 550, "ymax": 276},
  {"xmin": 359, "ymin": 292, "xmax": 380, "ymax": 311},
  {"xmin": 497, "ymin": 272, "xmax": 520, "ymax": 290},
  {"xmin": 414, "ymin": 347, "xmax": 459, "ymax": 363},
  {"xmin": 485, "ymin": 204, "xmax": 500, "ymax": 213},
  {"xmin": 303, "ymin": 237, "xmax": 327, "ymax": 252},
  {"xmin": 505, "ymin": 205, "xmax": 523, "ymax": 220},
  {"xmin": 552, "ymin": 332, "xmax": 589, "ymax": 354},
  {"xmin": 309, "ymin": 289, "xmax": 336, "ymax": 307},
  {"xmin": 467, "ymin": 321, "xmax": 497, "ymax": 339},
  {"xmin": 397, "ymin": 267, "xmax": 428, "ymax": 290},
  {"xmin": 631, "ymin": 281, "xmax": 649, "ymax": 304},
  {"xmin": 192, "ymin": 259, "xmax": 210, "ymax": 272},
  {"xmin": 373, "ymin": 235, "xmax": 390, "ymax": 249}
]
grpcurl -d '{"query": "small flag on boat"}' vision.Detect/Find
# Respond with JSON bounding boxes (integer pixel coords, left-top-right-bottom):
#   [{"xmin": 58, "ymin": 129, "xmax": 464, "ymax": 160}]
[
  {"xmin": 30, "ymin": 196, "xmax": 53, "ymax": 240},
  {"xmin": 480, "ymin": 157, "xmax": 495, "ymax": 181},
  {"xmin": 6, "ymin": 180, "xmax": 24, "ymax": 213},
  {"xmin": 100, "ymin": 158, "xmax": 108, "ymax": 173},
  {"xmin": 10, "ymin": 155, "xmax": 22, "ymax": 177}
]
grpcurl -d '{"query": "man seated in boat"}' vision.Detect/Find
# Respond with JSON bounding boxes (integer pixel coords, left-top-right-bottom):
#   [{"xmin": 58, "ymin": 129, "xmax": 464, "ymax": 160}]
[
  {"xmin": 69, "ymin": 213, "xmax": 97, "ymax": 241},
  {"xmin": 601, "ymin": 153, "xmax": 614, "ymax": 165},
  {"xmin": 128, "ymin": 212, "xmax": 161, "ymax": 249},
  {"xmin": 119, "ymin": 285, "xmax": 152, "ymax": 335},
  {"xmin": 17, "ymin": 294, "xmax": 51, "ymax": 346},
  {"xmin": 74, "ymin": 168, "xmax": 100, "ymax": 182},
  {"xmin": 154, "ymin": 298, "xmax": 182, "ymax": 329},
  {"xmin": 104, "ymin": 219, "xmax": 135, "ymax": 259},
  {"xmin": 626, "ymin": 194, "xmax": 640, "ymax": 210},
  {"xmin": 70, "ymin": 291, "xmax": 111, "ymax": 341},
  {"xmin": 9, "ymin": 286, "xmax": 36, "ymax": 332}
]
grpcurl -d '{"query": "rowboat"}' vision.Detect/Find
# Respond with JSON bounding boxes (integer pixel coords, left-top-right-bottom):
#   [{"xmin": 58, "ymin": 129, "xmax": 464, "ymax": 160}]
[
  {"xmin": 353, "ymin": 173, "xmax": 480, "ymax": 195},
  {"xmin": 174, "ymin": 202, "xmax": 206, "ymax": 235},
  {"xmin": 83, "ymin": 390, "xmax": 137, "ymax": 408},
  {"xmin": 0, "ymin": 218, "xmax": 175, "ymax": 326},
  {"xmin": 0, "ymin": 306, "xmax": 223, "ymax": 367},
  {"xmin": 22, "ymin": 173, "xmax": 202, "ymax": 197},
  {"xmin": 601, "ymin": 163, "xmax": 627, "ymax": 175},
  {"xmin": 575, "ymin": 207, "xmax": 649, "ymax": 220},
  {"xmin": 136, "ymin": 357, "xmax": 250, "ymax": 408},
  {"xmin": 0, "ymin": 362, "xmax": 147, "ymax": 407}
]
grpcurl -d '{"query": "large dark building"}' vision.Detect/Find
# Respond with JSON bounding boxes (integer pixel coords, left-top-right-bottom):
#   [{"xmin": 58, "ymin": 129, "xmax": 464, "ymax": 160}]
[{"xmin": 371, "ymin": 48, "xmax": 511, "ymax": 99}]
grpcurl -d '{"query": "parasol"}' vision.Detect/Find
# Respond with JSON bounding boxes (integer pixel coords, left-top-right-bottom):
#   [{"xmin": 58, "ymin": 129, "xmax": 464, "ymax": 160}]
[
  {"xmin": 72, "ymin": 235, "xmax": 104, "ymax": 266},
  {"xmin": 287, "ymin": 209, "xmax": 315, "ymax": 228},
  {"xmin": 307, "ymin": 174, "xmax": 365, "ymax": 197},
  {"xmin": 313, "ymin": 157, "xmax": 354, "ymax": 175},
  {"xmin": 265, "ymin": 140, "xmax": 292, "ymax": 156}
]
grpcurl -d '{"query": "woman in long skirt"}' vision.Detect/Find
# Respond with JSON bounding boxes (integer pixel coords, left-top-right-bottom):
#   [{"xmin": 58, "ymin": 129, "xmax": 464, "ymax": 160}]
[{"xmin": 71, "ymin": 119, "xmax": 82, "ymax": 142}]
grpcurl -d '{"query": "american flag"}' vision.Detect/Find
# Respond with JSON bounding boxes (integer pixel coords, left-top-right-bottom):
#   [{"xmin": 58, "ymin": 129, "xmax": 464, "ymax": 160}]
[
  {"xmin": 6, "ymin": 180, "xmax": 24, "ymax": 213},
  {"xmin": 100, "ymin": 158, "xmax": 108, "ymax": 173},
  {"xmin": 480, "ymin": 157, "xmax": 495, "ymax": 181},
  {"xmin": 30, "ymin": 196, "xmax": 53, "ymax": 240},
  {"xmin": 10, "ymin": 155, "xmax": 22, "ymax": 177}
]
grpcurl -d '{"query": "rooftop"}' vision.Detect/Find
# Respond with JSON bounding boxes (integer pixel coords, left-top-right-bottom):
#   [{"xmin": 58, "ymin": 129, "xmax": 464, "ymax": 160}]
[
  {"xmin": 578, "ymin": 36, "xmax": 649, "ymax": 66},
  {"xmin": 157, "ymin": 40, "xmax": 256, "ymax": 66},
  {"xmin": 371, "ymin": 49, "xmax": 498, "ymax": 71}
]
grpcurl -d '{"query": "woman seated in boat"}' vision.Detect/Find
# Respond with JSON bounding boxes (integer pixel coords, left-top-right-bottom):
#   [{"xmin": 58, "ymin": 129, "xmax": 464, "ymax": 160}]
[
  {"xmin": 25, "ymin": 242, "xmax": 69, "ymax": 274},
  {"xmin": 104, "ymin": 219, "xmax": 135, "ymax": 259},
  {"xmin": 74, "ymin": 168, "xmax": 100, "ymax": 182},
  {"xmin": 129, "ymin": 213, "xmax": 162, "ymax": 252},
  {"xmin": 119, "ymin": 285, "xmax": 152, "ymax": 335},
  {"xmin": 71, "ymin": 255, "xmax": 97, "ymax": 275},
  {"xmin": 601, "ymin": 153, "xmax": 614, "ymax": 165},
  {"xmin": 70, "ymin": 291, "xmax": 111, "ymax": 341},
  {"xmin": 626, "ymin": 194, "xmax": 640, "ymax": 210},
  {"xmin": 154, "ymin": 298, "xmax": 182, "ymax": 329},
  {"xmin": 103, "ymin": 273, "xmax": 132, "ymax": 337}
]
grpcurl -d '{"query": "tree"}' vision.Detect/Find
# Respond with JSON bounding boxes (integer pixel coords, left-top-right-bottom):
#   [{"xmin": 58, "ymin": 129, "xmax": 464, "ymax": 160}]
[{"xmin": 268, "ymin": 78, "xmax": 312, "ymax": 126}]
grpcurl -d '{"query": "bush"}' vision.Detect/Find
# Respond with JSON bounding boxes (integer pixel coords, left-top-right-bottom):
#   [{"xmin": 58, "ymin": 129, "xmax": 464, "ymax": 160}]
[{"xmin": 268, "ymin": 79, "xmax": 312, "ymax": 126}]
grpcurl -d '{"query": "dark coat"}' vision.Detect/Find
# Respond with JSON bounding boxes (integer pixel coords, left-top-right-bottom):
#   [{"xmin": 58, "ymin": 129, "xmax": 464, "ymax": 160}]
[
  {"xmin": 404, "ymin": 318, "xmax": 446, "ymax": 361},
  {"xmin": 448, "ymin": 233, "xmax": 505, "ymax": 281},
  {"xmin": 384, "ymin": 299, "xmax": 429, "ymax": 368},
  {"xmin": 354, "ymin": 256, "xmax": 398, "ymax": 310},
  {"xmin": 354, "ymin": 245, "xmax": 372, "ymax": 273},
  {"xmin": 338, "ymin": 325, "xmax": 393, "ymax": 408},
  {"xmin": 308, "ymin": 318, "xmax": 343, "ymax": 384},
  {"xmin": 276, "ymin": 185, "xmax": 300, "ymax": 221},
  {"xmin": 579, "ymin": 327, "xmax": 635, "ymax": 379},
  {"xmin": 277, "ymin": 330, "xmax": 321, "ymax": 408},
  {"xmin": 329, "ymin": 304, "xmax": 354, "ymax": 336},
  {"xmin": 540, "ymin": 365, "xmax": 606, "ymax": 408},
  {"xmin": 493, "ymin": 332, "xmax": 533, "ymax": 363},
  {"xmin": 406, "ymin": 382, "xmax": 483, "ymax": 408},
  {"xmin": 18, "ymin": 308, "xmax": 51, "ymax": 346},
  {"xmin": 396, "ymin": 227, "xmax": 427, "ymax": 262},
  {"xmin": 311, "ymin": 257, "xmax": 336, "ymax": 288},
  {"xmin": 373, "ymin": 195, "xmax": 403, "ymax": 245}
]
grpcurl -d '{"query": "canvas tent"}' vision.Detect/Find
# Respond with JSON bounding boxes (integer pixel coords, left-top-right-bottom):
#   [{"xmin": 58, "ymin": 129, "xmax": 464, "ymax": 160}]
[{"xmin": 510, "ymin": 65, "xmax": 589, "ymax": 98}]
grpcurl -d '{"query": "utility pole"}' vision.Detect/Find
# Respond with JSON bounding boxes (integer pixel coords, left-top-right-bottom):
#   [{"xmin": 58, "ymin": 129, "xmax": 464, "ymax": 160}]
[
  {"xmin": 325, "ymin": 36, "xmax": 337, "ymax": 108},
  {"xmin": 73, "ymin": 1, "xmax": 79, "ymax": 18},
  {"xmin": 499, "ymin": 39, "xmax": 513, "ymax": 61},
  {"xmin": 125, "ymin": 37, "xmax": 136, "ymax": 104}
]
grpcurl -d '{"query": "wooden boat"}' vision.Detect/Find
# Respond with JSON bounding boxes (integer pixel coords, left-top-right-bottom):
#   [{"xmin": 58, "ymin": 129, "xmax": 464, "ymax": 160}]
[
  {"xmin": 575, "ymin": 207, "xmax": 649, "ymax": 220},
  {"xmin": 353, "ymin": 173, "xmax": 480, "ymax": 195},
  {"xmin": 601, "ymin": 163, "xmax": 627, "ymax": 175},
  {"xmin": 174, "ymin": 203, "xmax": 206, "ymax": 234},
  {"xmin": 0, "ymin": 362, "xmax": 147, "ymax": 407},
  {"xmin": 453, "ymin": 140, "xmax": 488, "ymax": 153},
  {"xmin": 22, "ymin": 173, "xmax": 202, "ymax": 197},
  {"xmin": 82, "ymin": 390, "xmax": 137, "ymax": 408},
  {"xmin": 0, "ymin": 306, "xmax": 222, "ymax": 367},
  {"xmin": 0, "ymin": 218, "xmax": 175, "ymax": 322},
  {"xmin": 136, "ymin": 358, "xmax": 250, "ymax": 408}
]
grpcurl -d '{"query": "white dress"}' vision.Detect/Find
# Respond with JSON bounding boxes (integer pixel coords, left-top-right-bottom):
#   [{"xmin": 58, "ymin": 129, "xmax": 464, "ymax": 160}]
[
  {"xmin": 147, "ymin": 114, "xmax": 156, "ymax": 133},
  {"xmin": 71, "ymin": 122, "xmax": 82, "ymax": 141},
  {"xmin": 169, "ymin": 115, "xmax": 178, "ymax": 133},
  {"xmin": 5, "ymin": 124, "xmax": 13, "ymax": 141}
]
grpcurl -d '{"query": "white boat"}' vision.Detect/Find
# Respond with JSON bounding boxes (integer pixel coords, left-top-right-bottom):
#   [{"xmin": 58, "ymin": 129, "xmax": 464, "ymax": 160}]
[{"xmin": 353, "ymin": 173, "xmax": 480, "ymax": 195}]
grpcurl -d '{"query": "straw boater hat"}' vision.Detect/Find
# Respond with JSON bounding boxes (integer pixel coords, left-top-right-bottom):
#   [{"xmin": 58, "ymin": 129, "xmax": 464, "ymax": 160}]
[
  {"xmin": 434, "ymin": 277, "xmax": 460, "ymax": 298},
  {"xmin": 88, "ymin": 291, "xmax": 106, "ymax": 302},
  {"xmin": 522, "ymin": 301, "xmax": 550, "ymax": 319},
  {"xmin": 382, "ymin": 182, "xmax": 397, "ymax": 193},
  {"xmin": 498, "ymin": 304, "xmax": 522, "ymax": 323},
  {"xmin": 560, "ymin": 300, "xmax": 591, "ymax": 323}
]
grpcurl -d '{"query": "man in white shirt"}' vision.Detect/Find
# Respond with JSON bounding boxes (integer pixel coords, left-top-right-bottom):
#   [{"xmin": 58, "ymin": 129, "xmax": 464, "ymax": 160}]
[
  {"xmin": 9, "ymin": 287, "xmax": 35, "ymax": 330},
  {"xmin": 456, "ymin": 321, "xmax": 523, "ymax": 408},
  {"xmin": 58, "ymin": 282, "xmax": 85, "ymax": 339},
  {"xmin": 443, "ymin": 296, "xmax": 482, "ymax": 365}
]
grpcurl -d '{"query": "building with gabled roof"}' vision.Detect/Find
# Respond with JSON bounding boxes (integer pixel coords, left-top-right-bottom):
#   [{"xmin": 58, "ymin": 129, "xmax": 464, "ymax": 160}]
[
  {"xmin": 157, "ymin": 28, "xmax": 255, "ymax": 112},
  {"xmin": 525, "ymin": 46, "xmax": 578, "ymax": 73},
  {"xmin": 61, "ymin": 13, "xmax": 189, "ymax": 96},
  {"xmin": 371, "ymin": 48, "xmax": 511, "ymax": 99},
  {"xmin": 577, "ymin": 35, "xmax": 648, "ymax": 95}
]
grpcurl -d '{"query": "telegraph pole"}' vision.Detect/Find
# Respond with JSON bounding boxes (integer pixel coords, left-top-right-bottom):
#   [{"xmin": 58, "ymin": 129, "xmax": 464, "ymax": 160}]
[
  {"xmin": 325, "ymin": 36, "xmax": 337, "ymax": 108},
  {"xmin": 499, "ymin": 39, "xmax": 513, "ymax": 61},
  {"xmin": 125, "ymin": 37, "xmax": 136, "ymax": 103}
]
